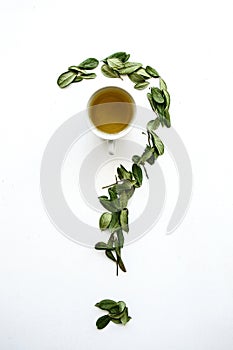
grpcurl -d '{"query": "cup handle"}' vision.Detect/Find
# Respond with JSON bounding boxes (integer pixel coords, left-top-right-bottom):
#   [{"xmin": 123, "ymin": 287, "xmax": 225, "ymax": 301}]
[{"xmin": 108, "ymin": 140, "xmax": 115, "ymax": 155}]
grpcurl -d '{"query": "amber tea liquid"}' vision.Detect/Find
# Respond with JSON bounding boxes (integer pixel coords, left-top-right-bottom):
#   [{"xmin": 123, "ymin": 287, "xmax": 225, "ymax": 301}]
[{"xmin": 88, "ymin": 86, "xmax": 135, "ymax": 134}]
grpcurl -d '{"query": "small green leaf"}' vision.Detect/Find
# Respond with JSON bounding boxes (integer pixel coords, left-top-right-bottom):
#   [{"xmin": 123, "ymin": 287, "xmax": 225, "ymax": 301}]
[
  {"xmin": 101, "ymin": 64, "xmax": 120, "ymax": 78},
  {"xmin": 119, "ymin": 191, "xmax": 128, "ymax": 210},
  {"xmin": 95, "ymin": 242, "xmax": 108, "ymax": 250},
  {"xmin": 109, "ymin": 310, "xmax": 126, "ymax": 320},
  {"xmin": 118, "ymin": 256, "xmax": 126, "ymax": 272},
  {"xmin": 151, "ymin": 87, "xmax": 164, "ymax": 103},
  {"xmin": 146, "ymin": 153, "xmax": 156, "ymax": 165},
  {"xmin": 163, "ymin": 89, "xmax": 170, "ymax": 110},
  {"xmin": 132, "ymin": 163, "xmax": 143, "ymax": 186},
  {"xmin": 147, "ymin": 118, "xmax": 160, "ymax": 131},
  {"xmin": 146, "ymin": 65, "xmax": 160, "ymax": 78},
  {"xmin": 120, "ymin": 208, "xmax": 129, "ymax": 233},
  {"xmin": 120, "ymin": 307, "xmax": 131, "ymax": 325},
  {"xmin": 117, "ymin": 165, "xmax": 132, "ymax": 180},
  {"xmin": 80, "ymin": 72, "xmax": 96, "ymax": 79},
  {"xmin": 134, "ymin": 81, "xmax": 150, "ymax": 90},
  {"xmin": 73, "ymin": 76, "xmax": 83, "ymax": 83},
  {"xmin": 117, "ymin": 301, "xmax": 126, "ymax": 313},
  {"xmin": 96, "ymin": 315, "xmax": 111, "ymax": 329},
  {"xmin": 95, "ymin": 299, "xmax": 117, "ymax": 311},
  {"xmin": 136, "ymin": 68, "xmax": 151, "ymax": 78},
  {"xmin": 111, "ymin": 318, "xmax": 121, "ymax": 324},
  {"xmin": 68, "ymin": 66, "xmax": 86, "ymax": 74},
  {"xmin": 99, "ymin": 197, "xmax": 118, "ymax": 212},
  {"xmin": 99, "ymin": 212, "xmax": 112, "ymax": 231},
  {"xmin": 140, "ymin": 145, "xmax": 154, "ymax": 163},
  {"xmin": 117, "ymin": 229, "xmax": 124, "ymax": 248},
  {"xmin": 78, "ymin": 58, "xmax": 99, "ymax": 70},
  {"xmin": 115, "ymin": 180, "xmax": 133, "ymax": 193},
  {"xmin": 107, "ymin": 58, "xmax": 124, "ymax": 70},
  {"xmin": 147, "ymin": 92, "xmax": 156, "ymax": 112},
  {"xmin": 57, "ymin": 71, "xmax": 76, "ymax": 88},
  {"xmin": 164, "ymin": 109, "xmax": 171, "ymax": 128},
  {"xmin": 108, "ymin": 186, "xmax": 118, "ymax": 200},
  {"xmin": 150, "ymin": 131, "xmax": 164, "ymax": 155},
  {"xmin": 103, "ymin": 52, "xmax": 130, "ymax": 63},
  {"xmin": 132, "ymin": 155, "xmax": 140, "ymax": 164},
  {"xmin": 159, "ymin": 77, "xmax": 167, "ymax": 90},
  {"xmin": 118, "ymin": 62, "xmax": 142, "ymax": 75},
  {"xmin": 128, "ymin": 73, "xmax": 145, "ymax": 83},
  {"xmin": 105, "ymin": 249, "xmax": 116, "ymax": 262},
  {"xmin": 109, "ymin": 212, "xmax": 121, "ymax": 233}
]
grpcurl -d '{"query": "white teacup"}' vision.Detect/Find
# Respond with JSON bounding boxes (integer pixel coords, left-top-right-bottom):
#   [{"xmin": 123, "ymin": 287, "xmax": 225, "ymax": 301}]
[{"xmin": 87, "ymin": 86, "xmax": 136, "ymax": 155}]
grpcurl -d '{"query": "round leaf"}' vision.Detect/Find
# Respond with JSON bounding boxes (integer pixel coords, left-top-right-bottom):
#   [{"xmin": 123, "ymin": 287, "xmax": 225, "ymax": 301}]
[
  {"xmin": 99, "ymin": 212, "xmax": 112, "ymax": 231},
  {"xmin": 96, "ymin": 315, "xmax": 111, "ymax": 329},
  {"xmin": 57, "ymin": 71, "xmax": 76, "ymax": 88}
]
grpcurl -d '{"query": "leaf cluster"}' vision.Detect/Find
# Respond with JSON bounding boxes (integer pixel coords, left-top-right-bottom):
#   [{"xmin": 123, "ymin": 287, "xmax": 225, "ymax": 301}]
[
  {"xmin": 57, "ymin": 58, "xmax": 99, "ymax": 88},
  {"xmin": 101, "ymin": 51, "xmax": 161, "ymax": 91},
  {"xmin": 95, "ymin": 163, "xmax": 143, "ymax": 275},
  {"xmin": 95, "ymin": 299, "xmax": 131, "ymax": 329}
]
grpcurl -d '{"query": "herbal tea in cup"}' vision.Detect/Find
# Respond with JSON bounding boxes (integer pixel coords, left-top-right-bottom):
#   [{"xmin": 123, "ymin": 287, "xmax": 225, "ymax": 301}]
[{"xmin": 87, "ymin": 86, "xmax": 135, "ymax": 154}]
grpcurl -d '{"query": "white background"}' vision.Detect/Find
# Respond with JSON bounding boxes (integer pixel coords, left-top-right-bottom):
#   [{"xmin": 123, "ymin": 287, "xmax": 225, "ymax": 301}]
[{"xmin": 1, "ymin": 0, "xmax": 233, "ymax": 349}]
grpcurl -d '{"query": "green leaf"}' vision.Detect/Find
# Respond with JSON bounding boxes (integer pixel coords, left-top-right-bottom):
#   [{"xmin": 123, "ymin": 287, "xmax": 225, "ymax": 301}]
[
  {"xmin": 146, "ymin": 153, "xmax": 156, "ymax": 165},
  {"xmin": 128, "ymin": 73, "xmax": 145, "ymax": 83},
  {"xmin": 150, "ymin": 131, "xmax": 164, "ymax": 155},
  {"xmin": 107, "ymin": 234, "xmax": 115, "ymax": 249},
  {"xmin": 109, "ymin": 310, "xmax": 126, "ymax": 320},
  {"xmin": 101, "ymin": 64, "xmax": 120, "ymax": 78},
  {"xmin": 125, "ymin": 186, "xmax": 135, "ymax": 200},
  {"xmin": 117, "ymin": 165, "xmax": 132, "ymax": 180},
  {"xmin": 115, "ymin": 180, "xmax": 133, "ymax": 193},
  {"xmin": 96, "ymin": 315, "xmax": 111, "ymax": 329},
  {"xmin": 99, "ymin": 196, "xmax": 118, "ymax": 212},
  {"xmin": 95, "ymin": 242, "xmax": 108, "ymax": 250},
  {"xmin": 151, "ymin": 87, "xmax": 164, "ymax": 103},
  {"xmin": 78, "ymin": 58, "xmax": 99, "ymax": 70},
  {"xmin": 147, "ymin": 118, "xmax": 160, "ymax": 131},
  {"xmin": 80, "ymin": 72, "xmax": 96, "ymax": 79},
  {"xmin": 119, "ymin": 191, "xmax": 128, "ymax": 210},
  {"xmin": 134, "ymin": 81, "xmax": 150, "ymax": 90},
  {"xmin": 68, "ymin": 66, "xmax": 86, "ymax": 74},
  {"xmin": 163, "ymin": 89, "xmax": 170, "ymax": 110},
  {"xmin": 132, "ymin": 163, "xmax": 143, "ymax": 186},
  {"xmin": 159, "ymin": 77, "xmax": 167, "ymax": 90},
  {"xmin": 107, "ymin": 58, "xmax": 124, "ymax": 70},
  {"xmin": 105, "ymin": 249, "xmax": 116, "ymax": 262},
  {"xmin": 118, "ymin": 62, "xmax": 142, "ymax": 75},
  {"xmin": 156, "ymin": 102, "xmax": 165, "ymax": 126},
  {"xmin": 120, "ymin": 307, "xmax": 131, "ymax": 325},
  {"xmin": 147, "ymin": 93, "xmax": 157, "ymax": 112},
  {"xmin": 109, "ymin": 212, "xmax": 121, "ymax": 233},
  {"xmin": 111, "ymin": 318, "xmax": 121, "ymax": 324},
  {"xmin": 95, "ymin": 299, "xmax": 117, "ymax": 311},
  {"xmin": 140, "ymin": 145, "xmax": 154, "ymax": 163},
  {"xmin": 73, "ymin": 76, "xmax": 83, "ymax": 83},
  {"xmin": 117, "ymin": 301, "xmax": 126, "ymax": 313},
  {"xmin": 57, "ymin": 71, "xmax": 76, "ymax": 88},
  {"xmin": 117, "ymin": 229, "xmax": 124, "ymax": 248},
  {"xmin": 103, "ymin": 52, "xmax": 130, "ymax": 63},
  {"xmin": 132, "ymin": 155, "xmax": 140, "ymax": 164},
  {"xmin": 118, "ymin": 256, "xmax": 126, "ymax": 272},
  {"xmin": 146, "ymin": 65, "xmax": 160, "ymax": 78},
  {"xmin": 136, "ymin": 67, "xmax": 151, "ymax": 78},
  {"xmin": 99, "ymin": 212, "xmax": 112, "ymax": 231},
  {"xmin": 164, "ymin": 109, "xmax": 171, "ymax": 127},
  {"xmin": 120, "ymin": 208, "xmax": 129, "ymax": 233},
  {"xmin": 108, "ymin": 186, "xmax": 118, "ymax": 200}
]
